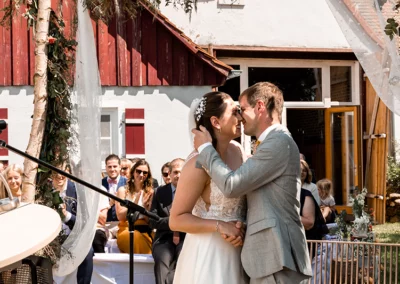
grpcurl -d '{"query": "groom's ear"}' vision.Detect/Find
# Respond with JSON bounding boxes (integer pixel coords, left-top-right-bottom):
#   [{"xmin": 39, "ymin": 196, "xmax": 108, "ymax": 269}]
[{"xmin": 255, "ymin": 100, "xmax": 266, "ymax": 115}]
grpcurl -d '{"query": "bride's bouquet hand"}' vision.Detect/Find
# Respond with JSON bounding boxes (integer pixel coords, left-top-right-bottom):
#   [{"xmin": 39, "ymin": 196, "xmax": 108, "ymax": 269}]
[{"xmin": 219, "ymin": 221, "xmax": 245, "ymax": 247}]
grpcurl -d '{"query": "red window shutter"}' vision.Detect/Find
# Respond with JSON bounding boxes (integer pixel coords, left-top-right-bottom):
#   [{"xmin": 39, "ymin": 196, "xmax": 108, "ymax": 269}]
[
  {"xmin": 0, "ymin": 109, "xmax": 8, "ymax": 156},
  {"xmin": 125, "ymin": 108, "xmax": 145, "ymax": 155}
]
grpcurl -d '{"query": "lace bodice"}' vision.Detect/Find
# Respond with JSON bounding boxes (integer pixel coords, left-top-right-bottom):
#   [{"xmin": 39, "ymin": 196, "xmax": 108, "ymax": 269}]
[{"xmin": 192, "ymin": 180, "xmax": 246, "ymax": 222}]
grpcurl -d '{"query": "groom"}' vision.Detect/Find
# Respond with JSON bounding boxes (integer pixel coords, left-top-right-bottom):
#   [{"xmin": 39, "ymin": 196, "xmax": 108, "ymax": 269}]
[{"xmin": 193, "ymin": 82, "xmax": 312, "ymax": 284}]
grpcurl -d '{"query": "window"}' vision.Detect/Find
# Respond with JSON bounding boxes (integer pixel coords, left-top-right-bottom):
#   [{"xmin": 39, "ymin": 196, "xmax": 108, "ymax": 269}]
[
  {"xmin": 100, "ymin": 109, "xmax": 119, "ymax": 168},
  {"xmin": 330, "ymin": 66, "xmax": 352, "ymax": 102},
  {"xmin": 220, "ymin": 58, "xmax": 360, "ymax": 108},
  {"xmin": 125, "ymin": 109, "xmax": 145, "ymax": 159},
  {"xmin": 248, "ymin": 67, "xmax": 322, "ymax": 102}
]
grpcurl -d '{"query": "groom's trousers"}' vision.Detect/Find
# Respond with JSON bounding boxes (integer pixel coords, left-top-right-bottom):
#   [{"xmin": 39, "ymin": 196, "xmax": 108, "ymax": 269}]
[
  {"xmin": 251, "ymin": 268, "xmax": 310, "ymax": 284},
  {"xmin": 152, "ymin": 238, "xmax": 184, "ymax": 284}
]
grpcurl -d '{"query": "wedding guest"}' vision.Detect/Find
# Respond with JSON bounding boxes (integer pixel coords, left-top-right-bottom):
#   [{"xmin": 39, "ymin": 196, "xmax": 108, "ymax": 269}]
[
  {"xmin": 317, "ymin": 178, "xmax": 336, "ymax": 223},
  {"xmin": 301, "ymin": 159, "xmax": 320, "ymax": 205},
  {"xmin": 120, "ymin": 158, "xmax": 133, "ymax": 179},
  {"xmin": 115, "ymin": 159, "xmax": 154, "ymax": 254},
  {"xmin": 160, "ymin": 162, "xmax": 171, "ymax": 185},
  {"xmin": 52, "ymin": 171, "xmax": 93, "ymax": 284},
  {"xmin": 0, "ymin": 161, "xmax": 5, "ymax": 173},
  {"xmin": 101, "ymin": 154, "xmax": 127, "ymax": 221},
  {"xmin": 130, "ymin": 157, "xmax": 159, "ymax": 189},
  {"xmin": 0, "ymin": 164, "xmax": 23, "ymax": 200},
  {"xmin": 150, "ymin": 158, "xmax": 186, "ymax": 284},
  {"xmin": 92, "ymin": 186, "xmax": 112, "ymax": 253},
  {"xmin": 300, "ymin": 188, "xmax": 328, "ymax": 244}
]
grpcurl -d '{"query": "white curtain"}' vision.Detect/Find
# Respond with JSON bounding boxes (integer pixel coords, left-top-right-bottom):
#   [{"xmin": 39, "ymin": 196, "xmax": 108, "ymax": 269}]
[
  {"xmin": 53, "ymin": 0, "xmax": 102, "ymax": 278},
  {"xmin": 326, "ymin": 0, "xmax": 400, "ymax": 116}
]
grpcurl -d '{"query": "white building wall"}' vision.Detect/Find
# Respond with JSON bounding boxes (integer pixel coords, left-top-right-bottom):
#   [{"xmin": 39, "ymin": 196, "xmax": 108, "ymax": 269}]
[
  {"xmin": 159, "ymin": 0, "xmax": 350, "ymax": 49},
  {"xmin": 0, "ymin": 87, "xmax": 35, "ymax": 164},
  {"xmin": 0, "ymin": 86, "xmax": 210, "ymax": 183}
]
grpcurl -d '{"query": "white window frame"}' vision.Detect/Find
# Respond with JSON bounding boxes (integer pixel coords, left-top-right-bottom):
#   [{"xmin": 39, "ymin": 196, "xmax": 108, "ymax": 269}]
[
  {"xmin": 222, "ymin": 58, "xmax": 360, "ymax": 108},
  {"xmin": 101, "ymin": 109, "xmax": 120, "ymax": 169},
  {"xmin": 221, "ymin": 58, "xmax": 361, "ymax": 155}
]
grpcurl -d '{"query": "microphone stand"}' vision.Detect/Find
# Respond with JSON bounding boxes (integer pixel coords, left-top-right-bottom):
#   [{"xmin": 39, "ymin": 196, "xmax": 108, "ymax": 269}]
[{"xmin": 0, "ymin": 139, "xmax": 159, "ymax": 284}]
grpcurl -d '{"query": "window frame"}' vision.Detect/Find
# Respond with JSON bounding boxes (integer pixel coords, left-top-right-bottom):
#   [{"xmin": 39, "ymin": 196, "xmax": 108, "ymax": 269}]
[
  {"xmin": 221, "ymin": 58, "xmax": 360, "ymax": 108},
  {"xmin": 100, "ymin": 108, "xmax": 120, "ymax": 170}
]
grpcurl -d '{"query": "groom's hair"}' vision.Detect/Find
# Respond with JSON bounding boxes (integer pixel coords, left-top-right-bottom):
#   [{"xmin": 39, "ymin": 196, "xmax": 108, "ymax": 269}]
[{"xmin": 240, "ymin": 82, "xmax": 283, "ymax": 121}]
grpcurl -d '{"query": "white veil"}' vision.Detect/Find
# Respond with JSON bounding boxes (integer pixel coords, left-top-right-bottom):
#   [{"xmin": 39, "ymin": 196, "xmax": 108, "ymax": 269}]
[
  {"xmin": 53, "ymin": 0, "xmax": 102, "ymax": 278},
  {"xmin": 188, "ymin": 98, "xmax": 203, "ymax": 146},
  {"xmin": 326, "ymin": 0, "xmax": 400, "ymax": 116}
]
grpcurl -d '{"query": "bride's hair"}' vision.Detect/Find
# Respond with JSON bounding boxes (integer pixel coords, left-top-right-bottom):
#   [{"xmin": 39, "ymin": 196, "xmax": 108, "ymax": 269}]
[{"xmin": 195, "ymin": 91, "xmax": 231, "ymax": 149}]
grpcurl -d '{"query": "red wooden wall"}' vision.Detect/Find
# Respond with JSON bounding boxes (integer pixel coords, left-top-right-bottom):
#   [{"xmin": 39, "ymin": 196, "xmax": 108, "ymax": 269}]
[
  {"xmin": 0, "ymin": 2, "xmax": 227, "ymax": 87},
  {"xmin": 0, "ymin": 109, "xmax": 8, "ymax": 157}
]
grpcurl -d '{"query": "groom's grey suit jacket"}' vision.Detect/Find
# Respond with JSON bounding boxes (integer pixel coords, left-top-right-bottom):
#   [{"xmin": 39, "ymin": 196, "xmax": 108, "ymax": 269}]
[{"xmin": 197, "ymin": 124, "xmax": 312, "ymax": 279}]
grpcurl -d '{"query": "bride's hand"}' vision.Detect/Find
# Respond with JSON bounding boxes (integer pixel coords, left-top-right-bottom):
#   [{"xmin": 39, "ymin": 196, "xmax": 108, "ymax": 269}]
[
  {"xmin": 218, "ymin": 221, "xmax": 244, "ymax": 247},
  {"xmin": 221, "ymin": 221, "xmax": 245, "ymax": 247}
]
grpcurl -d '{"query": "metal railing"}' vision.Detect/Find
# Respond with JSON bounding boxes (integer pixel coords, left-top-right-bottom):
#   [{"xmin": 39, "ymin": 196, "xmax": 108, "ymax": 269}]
[{"xmin": 306, "ymin": 240, "xmax": 400, "ymax": 284}]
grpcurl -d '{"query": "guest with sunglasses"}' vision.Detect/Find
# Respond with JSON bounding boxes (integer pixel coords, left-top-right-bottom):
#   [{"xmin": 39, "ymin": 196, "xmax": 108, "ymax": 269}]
[
  {"xmin": 120, "ymin": 158, "xmax": 133, "ymax": 179},
  {"xmin": 115, "ymin": 159, "xmax": 154, "ymax": 254},
  {"xmin": 160, "ymin": 162, "xmax": 171, "ymax": 185}
]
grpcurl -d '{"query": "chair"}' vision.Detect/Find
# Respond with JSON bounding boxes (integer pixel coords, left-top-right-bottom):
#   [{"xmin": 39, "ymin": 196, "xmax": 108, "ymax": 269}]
[{"xmin": 0, "ymin": 256, "xmax": 53, "ymax": 284}]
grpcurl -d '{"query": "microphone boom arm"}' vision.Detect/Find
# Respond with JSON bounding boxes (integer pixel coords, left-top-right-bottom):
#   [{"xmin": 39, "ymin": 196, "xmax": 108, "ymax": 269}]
[{"xmin": 0, "ymin": 140, "xmax": 159, "ymax": 221}]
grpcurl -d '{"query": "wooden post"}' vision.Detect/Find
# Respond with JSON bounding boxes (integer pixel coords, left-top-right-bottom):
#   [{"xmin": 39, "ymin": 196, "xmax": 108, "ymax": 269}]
[{"xmin": 22, "ymin": 0, "xmax": 51, "ymax": 203}]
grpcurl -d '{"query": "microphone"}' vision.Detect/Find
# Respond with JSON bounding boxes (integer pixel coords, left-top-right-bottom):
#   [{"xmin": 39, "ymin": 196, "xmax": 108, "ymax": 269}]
[{"xmin": 0, "ymin": 120, "xmax": 6, "ymax": 131}]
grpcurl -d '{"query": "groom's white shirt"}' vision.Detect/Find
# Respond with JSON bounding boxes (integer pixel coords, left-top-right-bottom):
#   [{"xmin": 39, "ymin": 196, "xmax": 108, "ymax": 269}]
[{"xmin": 198, "ymin": 123, "xmax": 280, "ymax": 153}]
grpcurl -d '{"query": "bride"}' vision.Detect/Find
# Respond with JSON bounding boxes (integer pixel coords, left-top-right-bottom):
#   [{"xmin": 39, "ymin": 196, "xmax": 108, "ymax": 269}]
[{"xmin": 170, "ymin": 92, "xmax": 249, "ymax": 284}]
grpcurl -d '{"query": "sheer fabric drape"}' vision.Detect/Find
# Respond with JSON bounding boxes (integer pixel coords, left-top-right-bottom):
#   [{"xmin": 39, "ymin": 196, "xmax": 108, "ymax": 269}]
[
  {"xmin": 326, "ymin": 0, "xmax": 400, "ymax": 116},
  {"xmin": 53, "ymin": 1, "xmax": 102, "ymax": 278}
]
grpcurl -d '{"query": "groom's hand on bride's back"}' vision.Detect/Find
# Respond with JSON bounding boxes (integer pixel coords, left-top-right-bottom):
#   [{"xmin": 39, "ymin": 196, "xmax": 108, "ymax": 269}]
[{"xmin": 192, "ymin": 126, "xmax": 212, "ymax": 150}]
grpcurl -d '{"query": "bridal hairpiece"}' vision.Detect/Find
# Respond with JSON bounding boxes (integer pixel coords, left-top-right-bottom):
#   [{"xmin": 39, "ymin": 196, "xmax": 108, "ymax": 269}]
[{"xmin": 195, "ymin": 97, "xmax": 207, "ymax": 122}]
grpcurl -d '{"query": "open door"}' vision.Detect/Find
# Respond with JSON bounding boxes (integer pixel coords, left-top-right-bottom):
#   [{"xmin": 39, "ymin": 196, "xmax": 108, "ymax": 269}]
[{"xmin": 325, "ymin": 107, "xmax": 361, "ymax": 213}]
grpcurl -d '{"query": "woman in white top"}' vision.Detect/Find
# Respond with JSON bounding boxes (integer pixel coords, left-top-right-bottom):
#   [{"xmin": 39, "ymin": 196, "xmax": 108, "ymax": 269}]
[
  {"xmin": 300, "ymin": 159, "xmax": 320, "ymax": 205},
  {"xmin": 116, "ymin": 159, "xmax": 154, "ymax": 254}
]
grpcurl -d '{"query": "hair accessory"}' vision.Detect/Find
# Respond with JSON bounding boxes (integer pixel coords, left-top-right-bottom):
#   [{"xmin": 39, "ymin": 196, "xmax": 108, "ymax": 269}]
[{"xmin": 195, "ymin": 97, "xmax": 207, "ymax": 122}]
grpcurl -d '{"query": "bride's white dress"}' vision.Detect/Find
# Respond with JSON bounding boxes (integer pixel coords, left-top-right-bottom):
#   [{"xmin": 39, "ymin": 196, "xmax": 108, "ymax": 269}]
[{"xmin": 173, "ymin": 170, "xmax": 248, "ymax": 284}]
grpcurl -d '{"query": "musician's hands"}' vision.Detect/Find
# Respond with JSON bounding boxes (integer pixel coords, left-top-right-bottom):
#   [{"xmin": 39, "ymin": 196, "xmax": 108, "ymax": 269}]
[
  {"xmin": 221, "ymin": 221, "xmax": 245, "ymax": 247},
  {"xmin": 192, "ymin": 125, "xmax": 213, "ymax": 151}
]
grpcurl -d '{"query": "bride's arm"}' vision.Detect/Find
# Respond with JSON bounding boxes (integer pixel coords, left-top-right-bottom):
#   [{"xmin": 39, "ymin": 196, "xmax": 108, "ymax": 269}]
[{"xmin": 169, "ymin": 157, "xmax": 243, "ymax": 238}]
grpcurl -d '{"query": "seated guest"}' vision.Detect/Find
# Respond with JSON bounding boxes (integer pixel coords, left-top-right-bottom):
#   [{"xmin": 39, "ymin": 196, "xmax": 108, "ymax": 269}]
[
  {"xmin": 160, "ymin": 162, "xmax": 171, "ymax": 186},
  {"xmin": 52, "ymin": 170, "xmax": 93, "ymax": 284},
  {"xmin": 301, "ymin": 159, "xmax": 320, "ymax": 205},
  {"xmin": 300, "ymin": 188, "xmax": 329, "ymax": 249},
  {"xmin": 120, "ymin": 158, "xmax": 133, "ymax": 179},
  {"xmin": 150, "ymin": 158, "xmax": 186, "ymax": 284},
  {"xmin": 317, "ymin": 178, "xmax": 336, "ymax": 223},
  {"xmin": 101, "ymin": 154, "xmax": 127, "ymax": 221},
  {"xmin": 0, "ymin": 164, "xmax": 23, "ymax": 200},
  {"xmin": 92, "ymin": 186, "xmax": 112, "ymax": 253},
  {"xmin": 115, "ymin": 159, "xmax": 154, "ymax": 254}
]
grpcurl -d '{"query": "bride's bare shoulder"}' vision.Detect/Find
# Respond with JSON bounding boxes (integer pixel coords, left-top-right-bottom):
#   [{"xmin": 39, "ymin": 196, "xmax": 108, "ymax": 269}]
[
  {"xmin": 228, "ymin": 140, "xmax": 247, "ymax": 162},
  {"xmin": 182, "ymin": 151, "xmax": 207, "ymax": 175}
]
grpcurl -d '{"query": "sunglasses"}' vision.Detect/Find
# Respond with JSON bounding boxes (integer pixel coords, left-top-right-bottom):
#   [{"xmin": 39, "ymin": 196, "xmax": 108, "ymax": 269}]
[
  {"xmin": 162, "ymin": 172, "xmax": 170, "ymax": 177},
  {"xmin": 121, "ymin": 167, "xmax": 129, "ymax": 171},
  {"xmin": 135, "ymin": 169, "xmax": 149, "ymax": 176}
]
